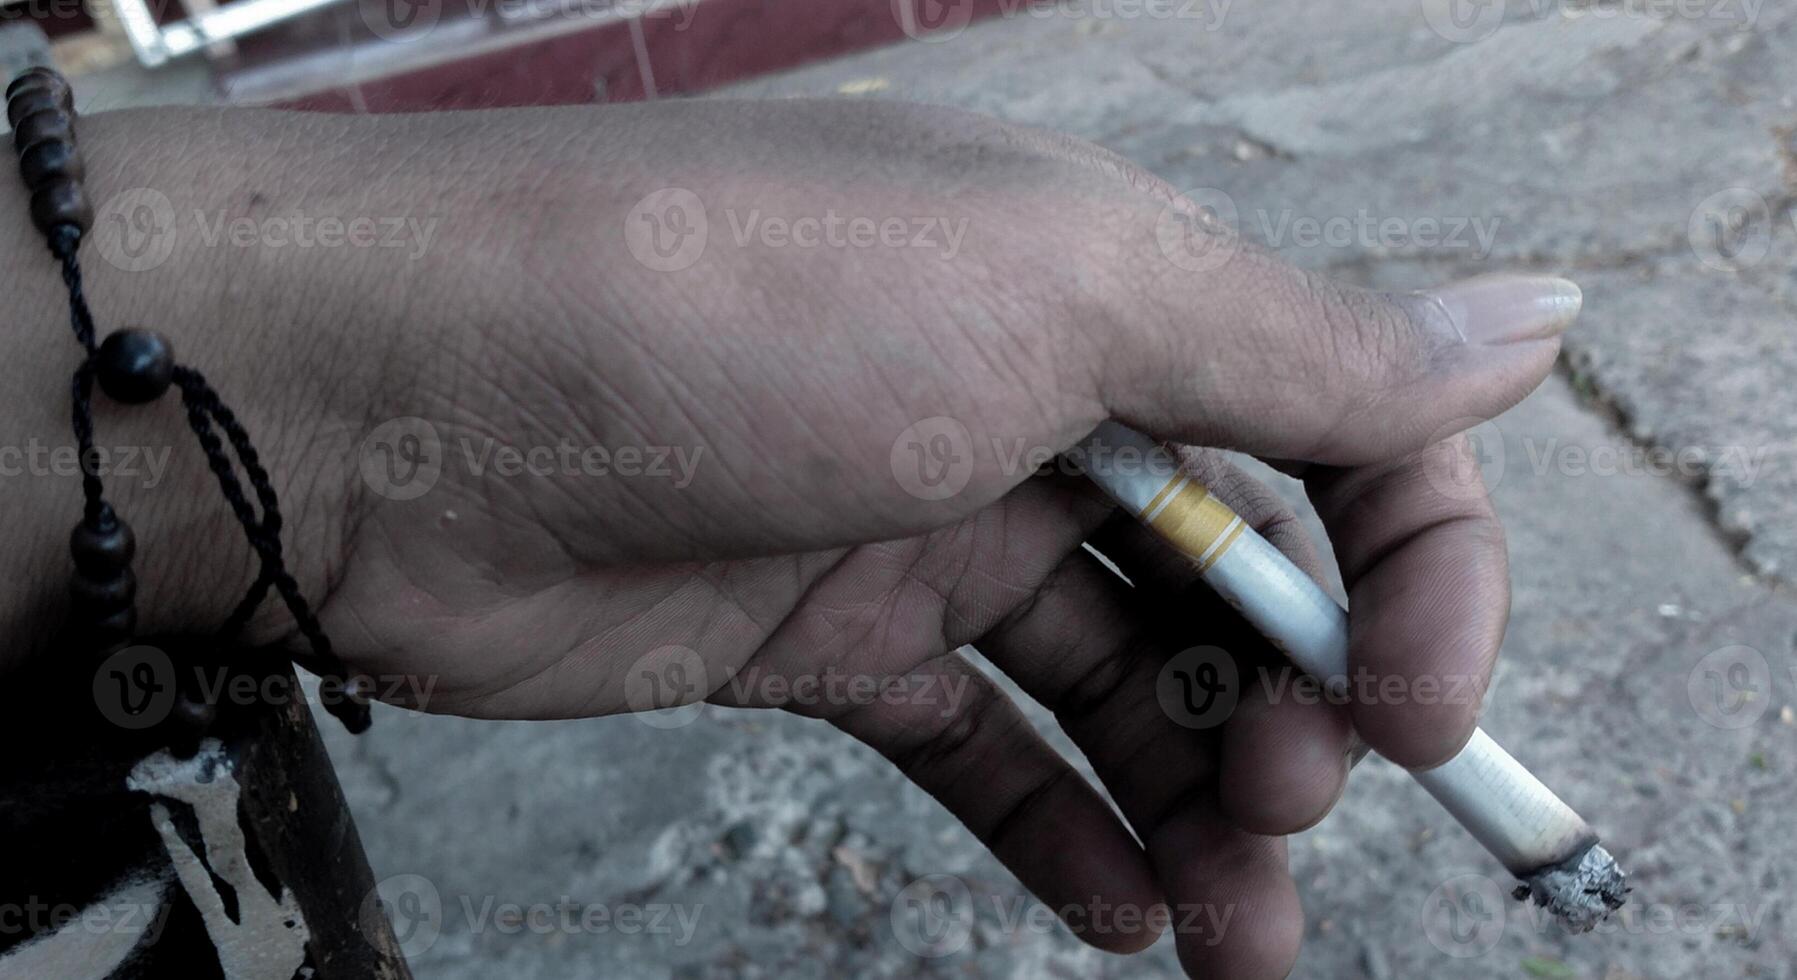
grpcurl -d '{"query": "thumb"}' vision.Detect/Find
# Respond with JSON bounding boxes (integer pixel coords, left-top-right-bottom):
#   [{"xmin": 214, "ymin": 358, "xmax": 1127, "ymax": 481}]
[{"xmin": 1100, "ymin": 257, "xmax": 1581, "ymax": 464}]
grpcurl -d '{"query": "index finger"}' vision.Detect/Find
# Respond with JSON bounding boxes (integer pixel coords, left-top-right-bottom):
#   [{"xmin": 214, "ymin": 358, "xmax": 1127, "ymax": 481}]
[{"xmin": 1305, "ymin": 434, "xmax": 1510, "ymax": 768}]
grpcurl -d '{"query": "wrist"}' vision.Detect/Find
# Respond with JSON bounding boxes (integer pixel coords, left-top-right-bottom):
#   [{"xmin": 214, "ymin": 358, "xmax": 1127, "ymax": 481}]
[{"xmin": 0, "ymin": 106, "xmax": 381, "ymax": 670}]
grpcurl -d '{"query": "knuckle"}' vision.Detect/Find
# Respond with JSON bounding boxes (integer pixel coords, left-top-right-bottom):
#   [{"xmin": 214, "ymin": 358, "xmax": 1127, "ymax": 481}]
[
  {"xmin": 1300, "ymin": 272, "xmax": 1429, "ymax": 390},
  {"xmin": 887, "ymin": 671, "xmax": 1003, "ymax": 774},
  {"xmin": 1050, "ymin": 643, "xmax": 1142, "ymax": 721}
]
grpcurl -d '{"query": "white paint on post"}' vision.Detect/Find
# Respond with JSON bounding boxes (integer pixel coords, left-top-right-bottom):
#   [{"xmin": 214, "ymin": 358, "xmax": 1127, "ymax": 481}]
[{"xmin": 127, "ymin": 740, "xmax": 311, "ymax": 979}]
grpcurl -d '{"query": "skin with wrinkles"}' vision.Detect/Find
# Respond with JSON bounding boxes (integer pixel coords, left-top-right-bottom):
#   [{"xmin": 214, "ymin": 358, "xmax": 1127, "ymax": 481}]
[{"xmin": 0, "ymin": 101, "xmax": 1570, "ymax": 979}]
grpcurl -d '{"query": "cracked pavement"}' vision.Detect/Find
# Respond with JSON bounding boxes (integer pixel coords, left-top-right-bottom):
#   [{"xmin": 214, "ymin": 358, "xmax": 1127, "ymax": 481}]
[{"xmin": 321, "ymin": 3, "xmax": 1797, "ymax": 978}]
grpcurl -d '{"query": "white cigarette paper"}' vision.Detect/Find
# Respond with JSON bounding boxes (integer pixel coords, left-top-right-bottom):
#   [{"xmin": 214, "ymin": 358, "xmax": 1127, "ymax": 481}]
[{"xmin": 1075, "ymin": 421, "xmax": 1627, "ymax": 929}]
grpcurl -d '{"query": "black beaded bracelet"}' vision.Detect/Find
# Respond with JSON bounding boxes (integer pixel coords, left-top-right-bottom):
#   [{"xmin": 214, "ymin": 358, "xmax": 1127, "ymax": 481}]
[{"xmin": 6, "ymin": 66, "xmax": 373, "ymax": 737}]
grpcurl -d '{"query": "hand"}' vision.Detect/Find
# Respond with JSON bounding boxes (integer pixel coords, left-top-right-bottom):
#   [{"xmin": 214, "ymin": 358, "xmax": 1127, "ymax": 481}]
[{"xmin": 2, "ymin": 100, "xmax": 1577, "ymax": 977}]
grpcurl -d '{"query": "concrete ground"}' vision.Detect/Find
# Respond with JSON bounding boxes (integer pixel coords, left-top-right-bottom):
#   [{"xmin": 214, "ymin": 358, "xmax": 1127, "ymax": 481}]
[{"xmin": 125, "ymin": 1, "xmax": 1797, "ymax": 977}]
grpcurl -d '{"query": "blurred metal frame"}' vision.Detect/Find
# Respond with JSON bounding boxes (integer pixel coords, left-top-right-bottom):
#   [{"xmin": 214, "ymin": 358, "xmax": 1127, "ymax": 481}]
[{"xmin": 106, "ymin": 0, "xmax": 347, "ymax": 66}]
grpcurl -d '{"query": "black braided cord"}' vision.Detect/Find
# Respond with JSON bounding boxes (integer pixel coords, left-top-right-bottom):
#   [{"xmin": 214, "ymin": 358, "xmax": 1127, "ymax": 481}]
[{"xmin": 51, "ymin": 227, "xmax": 371, "ymax": 733}]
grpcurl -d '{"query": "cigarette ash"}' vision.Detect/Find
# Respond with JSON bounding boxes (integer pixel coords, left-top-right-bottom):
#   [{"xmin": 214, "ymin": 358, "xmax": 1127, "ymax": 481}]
[{"xmin": 1514, "ymin": 843, "xmax": 1629, "ymax": 932}]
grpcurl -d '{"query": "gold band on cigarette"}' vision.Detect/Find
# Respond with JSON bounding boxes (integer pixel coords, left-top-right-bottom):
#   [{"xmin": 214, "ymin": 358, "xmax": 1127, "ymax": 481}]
[{"xmin": 1140, "ymin": 478, "xmax": 1246, "ymax": 573}]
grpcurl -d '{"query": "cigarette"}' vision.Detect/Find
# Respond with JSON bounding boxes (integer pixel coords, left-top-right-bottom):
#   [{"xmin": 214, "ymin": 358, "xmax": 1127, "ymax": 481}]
[{"xmin": 1073, "ymin": 421, "xmax": 1628, "ymax": 930}]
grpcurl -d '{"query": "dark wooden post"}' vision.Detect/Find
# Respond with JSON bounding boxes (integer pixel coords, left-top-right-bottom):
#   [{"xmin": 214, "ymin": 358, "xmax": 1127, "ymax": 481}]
[{"xmin": 0, "ymin": 636, "xmax": 411, "ymax": 979}]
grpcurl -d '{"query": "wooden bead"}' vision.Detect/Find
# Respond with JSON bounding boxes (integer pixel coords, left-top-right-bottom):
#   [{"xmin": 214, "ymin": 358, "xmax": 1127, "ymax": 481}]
[
  {"xmin": 166, "ymin": 694, "xmax": 218, "ymax": 757},
  {"xmin": 4, "ymin": 67, "xmax": 67, "ymax": 104},
  {"xmin": 70, "ymin": 567, "xmax": 137, "ymax": 613},
  {"xmin": 70, "ymin": 514, "xmax": 135, "ymax": 575},
  {"xmin": 18, "ymin": 139, "xmax": 83, "ymax": 190},
  {"xmin": 30, "ymin": 178, "xmax": 91, "ymax": 236},
  {"xmin": 7, "ymin": 89, "xmax": 65, "ymax": 130},
  {"xmin": 96, "ymin": 329, "xmax": 175, "ymax": 404},
  {"xmin": 169, "ymin": 695, "xmax": 218, "ymax": 734},
  {"xmin": 5, "ymin": 67, "xmax": 62, "ymax": 98},
  {"xmin": 84, "ymin": 605, "xmax": 138, "ymax": 645},
  {"xmin": 5, "ymin": 67, "xmax": 51, "ymax": 93},
  {"xmin": 12, "ymin": 108, "xmax": 74, "ymax": 154}
]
